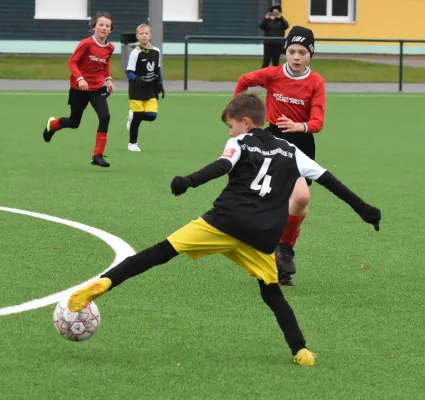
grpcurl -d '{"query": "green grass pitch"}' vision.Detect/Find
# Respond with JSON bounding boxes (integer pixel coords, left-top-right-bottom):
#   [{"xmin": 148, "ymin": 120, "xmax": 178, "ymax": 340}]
[{"xmin": 0, "ymin": 91, "xmax": 424, "ymax": 399}]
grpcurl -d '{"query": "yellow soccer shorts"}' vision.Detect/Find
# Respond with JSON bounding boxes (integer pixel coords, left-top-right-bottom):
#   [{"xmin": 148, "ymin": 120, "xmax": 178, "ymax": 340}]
[
  {"xmin": 167, "ymin": 217, "xmax": 278, "ymax": 284},
  {"xmin": 129, "ymin": 98, "xmax": 158, "ymax": 113}
]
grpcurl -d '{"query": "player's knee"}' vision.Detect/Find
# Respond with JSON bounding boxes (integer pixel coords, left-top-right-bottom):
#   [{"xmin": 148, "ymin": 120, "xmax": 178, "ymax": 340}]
[
  {"xmin": 291, "ymin": 178, "xmax": 310, "ymax": 208},
  {"xmin": 98, "ymin": 114, "xmax": 110, "ymax": 131},
  {"xmin": 69, "ymin": 118, "xmax": 81, "ymax": 129},
  {"xmin": 294, "ymin": 191, "xmax": 310, "ymax": 208},
  {"xmin": 99, "ymin": 114, "xmax": 110, "ymax": 124},
  {"xmin": 144, "ymin": 112, "xmax": 157, "ymax": 121}
]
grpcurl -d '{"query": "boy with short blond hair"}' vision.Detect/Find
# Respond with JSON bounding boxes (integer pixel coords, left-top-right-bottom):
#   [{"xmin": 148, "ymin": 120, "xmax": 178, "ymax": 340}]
[{"xmin": 125, "ymin": 24, "xmax": 165, "ymax": 151}]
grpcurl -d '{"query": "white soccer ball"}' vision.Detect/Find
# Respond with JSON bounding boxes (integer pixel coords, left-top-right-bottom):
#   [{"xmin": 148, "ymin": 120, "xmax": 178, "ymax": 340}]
[{"xmin": 53, "ymin": 299, "xmax": 101, "ymax": 341}]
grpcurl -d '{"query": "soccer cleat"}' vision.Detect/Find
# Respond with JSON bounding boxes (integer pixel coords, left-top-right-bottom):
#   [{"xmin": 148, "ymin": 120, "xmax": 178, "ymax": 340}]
[
  {"xmin": 68, "ymin": 277, "xmax": 112, "ymax": 312},
  {"xmin": 276, "ymin": 243, "xmax": 297, "ymax": 274},
  {"xmin": 128, "ymin": 143, "xmax": 141, "ymax": 152},
  {"xmin": 279, "ymin": 273, "xmax": 296, "ymax": 286},
  {"xmin": 126, "ymin": 110, "xmax": 133, "ymax": 132},
  {"xmin": 91, "ymin": 154, "xmax": 110, "ymax": 167},
  {"xmin": 43, "ymin": 117, "xmax": 56, "ymax": 143},
  {"xmin": 293, "ymin": 348, "xmax": 316, "ymax": 366}
]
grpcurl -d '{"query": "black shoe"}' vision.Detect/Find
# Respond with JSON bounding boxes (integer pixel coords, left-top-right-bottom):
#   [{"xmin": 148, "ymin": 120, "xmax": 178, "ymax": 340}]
[
  {"xmin": 43, "ymin": 117, "xmax": 56, "ymax": 143},
  {"xmin": 279, "ymin": 273, "xmax": 296, "ymax": 286},
  {"xmin": 91, "ymin": 154, "xmax": 110, "ymax": 168},
  {"xmin": 275, "ymin": 243, "xmax": 296, "ymax": 275}
]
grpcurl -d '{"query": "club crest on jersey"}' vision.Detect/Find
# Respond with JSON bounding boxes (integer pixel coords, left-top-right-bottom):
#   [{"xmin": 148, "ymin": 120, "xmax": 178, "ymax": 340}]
[
  {"xmin": 222, "ymin": 148, "xmax": 236, "ymax": 158},
  {"xmin": 147, "ymin": 61, "xmax": 155, "ymax": 72}
]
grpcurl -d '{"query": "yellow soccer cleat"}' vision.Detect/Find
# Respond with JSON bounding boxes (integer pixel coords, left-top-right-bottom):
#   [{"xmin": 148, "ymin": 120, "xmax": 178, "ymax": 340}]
[
  {"xmin": 293, "ymin": 348, "xmax": 317, "ymax": 366},
  {"xmin": 68, "ymin": 278, "xmax": 112, "ymax": 312}
]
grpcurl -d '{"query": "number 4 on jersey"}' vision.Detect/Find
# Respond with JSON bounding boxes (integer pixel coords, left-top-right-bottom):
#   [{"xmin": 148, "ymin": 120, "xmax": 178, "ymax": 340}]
[{"xmin": 250, "ymin": 158, "xmax": 272, "ymax": 197}]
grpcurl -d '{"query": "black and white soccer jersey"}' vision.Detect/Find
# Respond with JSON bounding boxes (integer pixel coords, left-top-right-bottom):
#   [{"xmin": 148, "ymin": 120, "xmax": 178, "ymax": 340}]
[
  {"xmin": 202, "ymin": 128, "xmax": 326, "ymax": 254},
  {"xmin": 127, "ymin": 45, "xmax": 161, "ymax": 100}
]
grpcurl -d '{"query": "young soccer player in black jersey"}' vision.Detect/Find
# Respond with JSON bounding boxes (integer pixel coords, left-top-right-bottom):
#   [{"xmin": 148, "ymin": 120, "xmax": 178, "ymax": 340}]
[
  {"xmin": 125, "ymin": 24, "xmax": 165, "ymax": 151},
  {"xmin": 68, "ymin": 93, "xmax": 381, "ymax": 366}
]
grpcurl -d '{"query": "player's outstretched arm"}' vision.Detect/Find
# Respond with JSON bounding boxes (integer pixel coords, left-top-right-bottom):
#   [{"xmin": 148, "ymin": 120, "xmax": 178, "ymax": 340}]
[
  {"xmin": 294, "ymin": 147, "xmax": 381, "ymax": 231},
  {"xmin": 233, "ymin": 68, "xmax": 271, "ymax": 96},
  {"xmin": 171, "ymin": 137, "xmax": 242, "ymax": 196},
  {"xmin": 171, "ymin": 159, "xmax": 232, "ymax": 196}
]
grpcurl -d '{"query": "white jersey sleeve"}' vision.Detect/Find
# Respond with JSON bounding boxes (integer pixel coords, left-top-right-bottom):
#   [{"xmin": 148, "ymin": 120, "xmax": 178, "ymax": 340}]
[
  {"xmin": 295, "ymin": 147, "xmax": 327, "ymax": 180},
  {"xmin": 218, "ymin": 137, "xmax": 242, "ymax": 169},
  {"xmin": 126, "ymin": 48, "xmax": 140, "ymax": 71}
]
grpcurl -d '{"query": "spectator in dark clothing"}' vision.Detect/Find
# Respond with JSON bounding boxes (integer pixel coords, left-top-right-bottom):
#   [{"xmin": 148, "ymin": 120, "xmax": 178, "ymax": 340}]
[{"xmin": 260, "ymin": 5, "xmax": 289, "ymax": 68}]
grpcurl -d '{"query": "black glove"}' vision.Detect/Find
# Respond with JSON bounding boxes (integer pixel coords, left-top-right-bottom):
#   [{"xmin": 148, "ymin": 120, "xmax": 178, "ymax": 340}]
[
  {"xmin": 356, "ymin": 203, "xmax": 381, "ymax": 231},
  {"xmin": 171, "ymin": 176, "xmax": 192, "ymax": 196},
  {"xmin": 157, "ymin": 83, "xmax": 165, "ymax": 99}
]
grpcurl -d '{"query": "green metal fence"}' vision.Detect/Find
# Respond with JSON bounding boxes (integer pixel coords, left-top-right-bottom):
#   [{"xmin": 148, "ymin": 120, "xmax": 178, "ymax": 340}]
[{"xmin": 184, "ymin": 35, "xmax": 425, "ymax": 91}]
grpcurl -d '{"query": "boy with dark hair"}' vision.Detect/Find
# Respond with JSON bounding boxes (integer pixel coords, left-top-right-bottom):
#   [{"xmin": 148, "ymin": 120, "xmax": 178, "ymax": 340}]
[
  {"xmin": 235, "ymin": 26, "xmax": 325, "ymax": 285},
  {"xmin": 125, "ymin": 24, "xmax": 165, "ymax": 152},
  {"xmin": 68, "ymin": 93, "xmax": 381, "ymax": 366}
]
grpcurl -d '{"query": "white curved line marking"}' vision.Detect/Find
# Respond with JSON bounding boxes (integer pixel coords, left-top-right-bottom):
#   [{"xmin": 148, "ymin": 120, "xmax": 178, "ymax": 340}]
[{"xmin": 0, "ymin": 206, "xmax": 136, "ymax": 316}]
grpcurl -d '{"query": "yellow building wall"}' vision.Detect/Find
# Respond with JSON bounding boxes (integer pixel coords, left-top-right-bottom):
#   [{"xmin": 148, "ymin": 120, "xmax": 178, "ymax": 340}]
[{"xmin": 282, "ymin": 0, "xmax": 425, "ymax": 40}]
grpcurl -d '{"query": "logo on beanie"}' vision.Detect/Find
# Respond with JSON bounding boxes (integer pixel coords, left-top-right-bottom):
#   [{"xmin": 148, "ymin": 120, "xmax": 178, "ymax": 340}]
[{"xmin": 291, "ymin": 36, "xmax": 306, "ymax": 43}]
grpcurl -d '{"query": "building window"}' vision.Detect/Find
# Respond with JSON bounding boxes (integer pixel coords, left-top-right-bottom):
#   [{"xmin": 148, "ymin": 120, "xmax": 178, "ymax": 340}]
[
  {"xmin": 163, "ymin": 0, "xmax": 203, "ymax": 22},
  {"xmin": 309, "ymin": 0, "xmax": 356, "ymax": 23},
  {"xmin": 34, "ymin": 0, "xmax": 90, "ymax": 20}
]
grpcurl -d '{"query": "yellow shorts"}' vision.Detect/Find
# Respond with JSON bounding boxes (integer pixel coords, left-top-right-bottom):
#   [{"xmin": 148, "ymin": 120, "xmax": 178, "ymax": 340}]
[
  {"xmin": 129, "ymin": 98, "xmax": 158, "ymax": 113},
  {"xmin": 167, "ymin": 218, "xmax": 278, "ymax": 284}
]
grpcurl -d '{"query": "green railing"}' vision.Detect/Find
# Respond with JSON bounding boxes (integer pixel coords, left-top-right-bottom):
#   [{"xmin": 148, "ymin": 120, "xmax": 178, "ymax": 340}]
[{"xmin": 184, "ymin": 35, "xmax": 425, "ymax": 91}]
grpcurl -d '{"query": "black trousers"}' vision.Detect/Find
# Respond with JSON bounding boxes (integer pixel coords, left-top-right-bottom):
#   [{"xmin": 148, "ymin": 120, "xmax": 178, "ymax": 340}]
[
  {"xmin": 266, "ymin": 124, "xmax": 316, "ymax": 186},
  {"xmin": 262, "ymin": 43, "xmax": 283, "ymax": 68},
  {"xmin": 62, "ymin": 87, "xmax": 110, "ymax": 132}
]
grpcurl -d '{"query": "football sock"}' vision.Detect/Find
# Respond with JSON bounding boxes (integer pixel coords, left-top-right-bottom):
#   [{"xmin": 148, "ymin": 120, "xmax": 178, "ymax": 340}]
[
  {"xmin": 279, "ymin": 211, "xmax": 306, "ymax": 248},
  {"xmin": 49, "ymin": 118, "xmax": 62, "ymax": 131},
  {"xmin": 102, "ymin": 240, "xmax": 178, "ymax": 288},
  {"xmin": 258, "ymin": 280, "xmax": 306, "ymax": 354},
  {"xmin": 93, "ymin": 132, "xmax": 107, "ymax": 156}
]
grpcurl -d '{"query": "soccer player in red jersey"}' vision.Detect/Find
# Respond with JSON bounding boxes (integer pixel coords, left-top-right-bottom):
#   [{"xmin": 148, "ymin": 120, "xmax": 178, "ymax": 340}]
[
  {"xmin": 42, "ymin": 12, "xmax": 115, "ymax": 167},
  {"xmin": 234, "ymin": 26, "xmax": 325, "ymax": 286}
]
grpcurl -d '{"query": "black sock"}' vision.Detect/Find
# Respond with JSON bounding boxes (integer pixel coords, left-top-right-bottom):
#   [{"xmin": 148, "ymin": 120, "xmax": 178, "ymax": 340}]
[
  {"xmin": 59, "ymin": 117, "xmax": 71, "ymax": 128},
  {"xmin": 130, "ymin": 112, "xmax": 144, "ymax": 144},
  {"xmin": 101, "ymin": 240, "xmax": 178, "ymax": 288},
  {"xmin": 258, "ymin": 280, "xmax": 306, "ymax": 354}
]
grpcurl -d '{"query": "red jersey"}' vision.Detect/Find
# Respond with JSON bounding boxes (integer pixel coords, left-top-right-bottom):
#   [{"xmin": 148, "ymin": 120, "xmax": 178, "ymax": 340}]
[
  {"xmin": 68, "ymin": 36, "xmax": 115, "ymax": 91},
  {"xmin": 234, "ymin": 64, "xmax": 326, "ymax": 133}
]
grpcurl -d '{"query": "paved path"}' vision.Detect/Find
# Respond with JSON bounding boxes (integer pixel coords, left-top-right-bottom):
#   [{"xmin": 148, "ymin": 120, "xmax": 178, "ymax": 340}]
[
  {"xmin": 316, "ymin": 54, "xmax": 425, "ymax": 68},
  {"xmin": 1, "ymin": 79, "xmax": 425, "ymax": 92}
]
